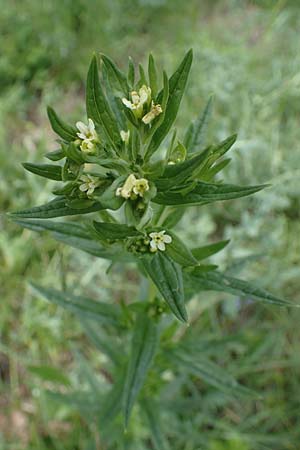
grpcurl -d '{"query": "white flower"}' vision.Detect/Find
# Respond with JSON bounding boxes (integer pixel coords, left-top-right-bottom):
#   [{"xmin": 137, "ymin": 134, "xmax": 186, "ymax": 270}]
[
  {"xmin": 76, "ymin": 118, "xmax": 98, "ymax": 141},
  {"xmin": 80, "ymin": 139, "xmax": 96, "ymax": 154},
  {"xmin": 120, "ymin": 130, "xmax": 130, "ymax": 144},
  {"xmin": 149, "ymin": 230, "xmax": 172, "ymax": 252},
  {"xmin": 132, "ymin": 178, "xmax": 149, "ymax": 197},
  {"xmin": 116, "ymin": 174, "xmax": 137, "ymax": 199},
  {"xmin": 116, "ymin": 174, "xmax": 150, "ymax": 199},
  {"xmin": 79, "ymin": 174, "xmax": 101, "ymax": 196},
  {"xmin": 142, "ymin": 102, "xmax": 163, "ymax": 125},
  {"xmin": 122, "ymin": 85, "xmax": 151, "ymax": 119}
]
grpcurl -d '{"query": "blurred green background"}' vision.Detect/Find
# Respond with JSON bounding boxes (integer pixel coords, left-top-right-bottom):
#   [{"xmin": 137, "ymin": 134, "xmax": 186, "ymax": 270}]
[{"xmin": 1, "ymin": 0, "xmax": 300, "ymax": 448}]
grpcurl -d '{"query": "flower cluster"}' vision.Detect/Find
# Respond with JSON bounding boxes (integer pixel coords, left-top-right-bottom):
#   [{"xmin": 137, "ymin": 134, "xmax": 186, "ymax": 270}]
[
  {"xmin": 116, "ymin": 174, "xmax": 150, "ymax": 200},
  {"xmin": 126, "ymin": 231, "xmax": 172, "ymax": 255},
  {"xmin": 122, "ymin": 85, "xmax": 162, "ymax": 125},
  {"xmin": 76, "ymin": 119, "xmax": 99, "ymax": 154}
]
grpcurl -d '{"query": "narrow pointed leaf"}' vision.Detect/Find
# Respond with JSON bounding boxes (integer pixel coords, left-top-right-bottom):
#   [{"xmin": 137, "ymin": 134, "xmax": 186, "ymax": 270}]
[
  {"xmin": 145, "ymin": 49, "xmax": 193, "ymax": 159},
  {"xmin": 93, "ymin": 221, "xmax": 142, "ymax": 240},
  {"xmin": 189, "ymin": 95, "xmax": 213, "ymax": 153},
  {"xmin": 86, "ymin": 55, "xmax": 121, "ymax": 147},
  {"xmin": 23, "ymin": 163, "xmax": 62, "ymax": 181},
  {"xmin": 168, "ymin": 351, "xmax": 257, "ymax": 398},
  {"xmin": 155, "ymin": 147, "xmax": 211, "ymax": 190},
  {"xmin": 185, "ymin": 270, "xmax": 297, "ymax": 307},
  {"xmin": 148, "ymin": 53, "xmax": 158, "ymax": 98},
  {"xmin": 192, "ymin": 240, "xmax": 230, "ymax": 261},
  {"xmin": 154, "ymin": 182, "xmax": 267, "ymax": 206},
  {"xmin": 47, "ymin": 106, "xmax": 77, "ymax": 142},
  {"xmin": 10, "ymin": 197, "xmax": 104, "ymax": 219},
  {"xmin": 31, "ymin": 284, "xmax": 122, "ymax": 324},
  {"xmin": 166, "ymin": 231, "xmax": 198, "ymax": 267},
  {"xmin": 101, "ymin": 54, "xmax": 129, "ymax": 94},
  {"xmin": 141, "ymin": 253, "xmax": 187, "ymax": 322},
  {"xmin": 11, "ymin": 218, "xmax": 92, "ymax": 239},
  {"xmin": 123, "ymin": 314, "xmax": 158, "ymax": 426},
  {"xmin": 45, "ymin": 148, "xmax": 66, "ymax": 161},
  {"xmin": 142, "ymin": 398, "xmax": 169, "ymax": 450}
]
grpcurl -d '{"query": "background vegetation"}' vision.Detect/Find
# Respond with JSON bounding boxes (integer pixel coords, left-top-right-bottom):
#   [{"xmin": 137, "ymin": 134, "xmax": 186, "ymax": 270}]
[{"xmin": 1, "ymin": 0, "xmax": 300, "ymax": 448}]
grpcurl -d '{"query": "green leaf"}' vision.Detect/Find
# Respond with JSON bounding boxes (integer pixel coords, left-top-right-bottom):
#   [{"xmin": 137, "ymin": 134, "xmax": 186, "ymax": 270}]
[
  {"xmin": 188, "ymin": 95, "xmax": 213, "ymax": 153},
  {"xmin": 80, "ymin": 318, "xmax": 124, "ymax": 365},
  {"xmin": 22, "ymin": 163, "xmax": 62, "ymax": 181},
  {"xmin": 192, "ymin": 240, "xmax": 230, "ymax": 261},
  {"xmin": 93, "ymin": 221, "xmax": 142, "ymax": 240},
  {"xmin": 10, "ymin": 197, "xmax": 104, "ymax": 219},
  {"xmin": 127, "ymin": 56, "xmax": 135, "ymax": 87},
  {"xmin": 185, "ymin": 270, "xmax": 297, "ymax": 307},
  {"xmin": 63, "ymin": 142, "xmax": 85, "ymax": 164},
  {"xmin": 11, "ymin": 218, "xmax": 92, "ymax": 239},
  {"xmin": 148, "ymin": 53, "xmax": 158, "ymax": 98},
  {"xmin": 154, "ymin": 181, "xmax": 267, "ymax": 206},
  {"xmin": 28, "ymin": 365, "xmax": 71, "ymax": 386},
  {"xmin": 47, "ymin": 106, "xmax": 77, "ymax": 142},
  {"xmin": 166, "ymin": 231, "xmax": 198, "ymax": 267},
  {"xmin": 168, "ymin": 351, "xmax": 257, "ymax": 398},
  {"xmin": 86, "ymin": 55, "xmax": 121, "ymax": 148},
  {"xmin": 101, "ymin": 54, "xmax": 129, "ymax": 95},
  {"xmin": 31, "ymin": 284, "xmax": 122, "ymax": 325},
  {"xmin": 141, "ymin": 253, "xmax": 187, "ymax": 322},
  {"xmin": 45, "ymin": 148, "xmax": 66, "ymax": 161},
  {"xmin": 155, "ymin": 147, "xmax": 211, "ymax": 191},
  {"xmin": 145, "ymin": 49, "xmax": 193, "ymax": 159},
  {"xmin": 142, "ymin": 398, "xmax": 169, "ymax": 450},
  {"xmin": 53, "ymin": 234, "xmax": 132, "ymax": 262},
  {"xmin": 123, "ymin": 314, "xmax": 158, "ymax": 427}
]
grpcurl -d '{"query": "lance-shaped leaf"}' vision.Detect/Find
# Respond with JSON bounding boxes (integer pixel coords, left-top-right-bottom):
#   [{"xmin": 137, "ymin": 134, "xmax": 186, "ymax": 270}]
[
  {"xmin": 154, "ymin": 181, "xmax": 267, "ymax": 206},
  {"xmin": 93, "ymin": 221, "xmax": 142, "ymax": 240},
  {"xmin": 165, "ymin": 231, "xmax": 198, "ymax": 267},
  {"xmin": 123, "ymin": 314, "xmax": 158, "ymax": 427},
  {"xmin": 185, "ymin": 270, "xmax": 297, "ymax": 307},
  {"xmin": 196, "ymin": 134, "xmax": 237, "ymax": 177},
  {"xmin": 188, "ymin": 95, "xmax": 213, "ymax": 153},
  {"xmin": 101, "ymin": 54, "xmax": 129, "ymax": 94},
  {"xmin": 127, "ymin": 56, "xmax": 135, "ymax": 87},
  {"xmin": 192, "ymin": 239, "xmax": 230, "ymax": 261},
  {"xmin": 54, "ymin": 234, "xmax": 133, "ymax": 262},
  {"xmin": 167, "ymin": 350, "xmax": 257, "ymax": 398},
  {"xmin": 155, "ymin": 147, "xmax": 211, "ymax": 191},
  {"xmin": 22, "ymin": 163, "xmax": 62, "ymax": 181},
  {"xmin": 31, "ymin": 284, "xmax": 122, "ymax": 325},
  {"xmin": 145, "ymin": 49, "xmax": 193, "ymax": 160},
  {"xmin": 141, "ymin": 253, "xmax": 187, "ymax": 322},
  {"xmin": 10, "ymin": 218, "xmax": 92, "ymax": 239},
  {"xmin": 86, "ymin": 55, "xmax": 121, "ymax": 148},
  {"xmin": 10, "ymin": 197, "xmax": 104, "ymax": 219},
  {"xmin": 142, "ymin": 398, "xmax": 169, "ymax": 450},
  {"xmin": 47, "ymin": 106, "xmax": 77, "ymax": 142},
  {"xmin": 45, "ymin": 148, "xmax": 66, "ymax": 161},
  {"xmin": 148, "ymin": 53, "xmax": 158, "ymax": 98}
]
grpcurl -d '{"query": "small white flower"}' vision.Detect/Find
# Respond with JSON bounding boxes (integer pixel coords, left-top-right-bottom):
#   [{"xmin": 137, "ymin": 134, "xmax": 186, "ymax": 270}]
[
  {"xmin": 122, "ymin": 85, "xmax": 151, "ymax": 119},
  {"xmin": 132, "ymin": 178, "xmax": 149, "ymax": 197},
  {"xmin": 120, "ymin": 130, "xmax": 130, "ymax": 144},
  {"xmin": 76, "ymin": 118, "xmax": 98, "ymax": 141},
  {"xmin": 116, "ymin": 174, "xmax": 150, "ymax": 199},
  {"xmin": 80, "ymin": 139, "xmax": 96, "ymax": 154},
  {"xmin": 149, "ymin": 230, "xmax": 172, "ymax": 252},
  {"xmin": 79, "ymin": 174, "xmax": 101, "ymax": 196},
  {"xmin": 142, "ymin": 102, "xmax": 163, "ymax": 125},
  {"xmin": 116, "ymin": 174, "xmax": 137, "ymax": 199}
]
